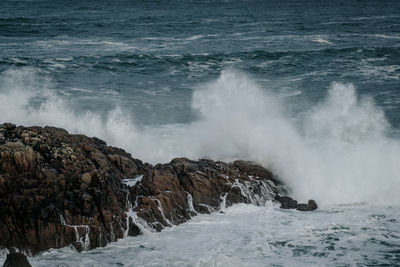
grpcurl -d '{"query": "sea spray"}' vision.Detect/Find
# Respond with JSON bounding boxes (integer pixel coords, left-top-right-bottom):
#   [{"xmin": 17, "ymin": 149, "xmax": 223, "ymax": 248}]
[{"xmin": 1, "ymin": 68, "xmax": 399, "ymax": 205}]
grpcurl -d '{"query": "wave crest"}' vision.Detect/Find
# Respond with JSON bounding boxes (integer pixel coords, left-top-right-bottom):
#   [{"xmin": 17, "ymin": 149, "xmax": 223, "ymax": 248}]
[{"xmin": 1, "ymin": 68, "xmax": 399, "ymax": 205}]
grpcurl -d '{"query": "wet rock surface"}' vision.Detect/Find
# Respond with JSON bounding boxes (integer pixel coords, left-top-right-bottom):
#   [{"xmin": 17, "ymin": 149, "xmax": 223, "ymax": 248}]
[
  {"xmin": 275, "ymin": 195, "xmax": 318, "ymax": 211},
  {"xmin": 0, "ymin": 123, "xmax": 145, "ymax": 254},
  {"xmin": 2, "ymin": 251, "xmax": 31, "ymax": 267},
  {"xmin": 275, "ymin": 195, "xmax": 298, "ymax": 209},
  {"xmin": 129, "ymin": 159, "xmax": 281, "ymax": 231},
  {"xmin": 296, "ymin": 200, "xmax": 318, "ymax": 211},
  {"xmin": 0, "ymin": 123, "xmax": 315, "ymax": 255}
]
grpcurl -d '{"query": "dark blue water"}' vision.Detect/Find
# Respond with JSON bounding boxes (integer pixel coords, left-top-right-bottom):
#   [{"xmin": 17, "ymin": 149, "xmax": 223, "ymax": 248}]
[{"xmin": 1, "ymin": 0, "xmax": 399, "ymax": 126}]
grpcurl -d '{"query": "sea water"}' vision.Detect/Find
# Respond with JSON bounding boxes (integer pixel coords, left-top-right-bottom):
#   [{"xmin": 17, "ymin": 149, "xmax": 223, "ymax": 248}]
[
  {"xmin": 0, "ymin": 0, "xmax": 399, "ymax": 265},
  {"xmin": 1, "ymin": 203, "xmax": 399, "ymax": 266}
]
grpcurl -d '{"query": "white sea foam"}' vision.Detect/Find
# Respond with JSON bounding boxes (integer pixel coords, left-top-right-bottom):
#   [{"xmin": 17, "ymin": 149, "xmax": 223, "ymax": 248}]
[
  {"xmin": 122, "ymin": 175, "xmax": 144, "ymax": 187},
  {"xmin": 1, "ymin": 68, "xmax": 399, "ymax": 205},
  {"xmin": 56, "ymin": 57, "xmax": 73, "ymax": 61},
  {"xmin": 3, "ymin": 203, "xmax": 398, "ymax": 266},
  {"xmin": 35, "ymin": 39, "xmax": 138, "ymax": 52},
  {"xmin": 312, "ymin": 37, "xmax": 333, "ymax": 45},
  {"xmin": 373, "ymin": 34, "xmax": 400, "ymax": 40},
  {"xmin": 141, "ymin": 34, "xmax": 214, "ymax": 41}
]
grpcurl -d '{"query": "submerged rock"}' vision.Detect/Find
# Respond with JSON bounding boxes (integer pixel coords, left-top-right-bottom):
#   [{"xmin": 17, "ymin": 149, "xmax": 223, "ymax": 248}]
[{"xmin": 0, "ymin": 123, "xmax": 312, "ymax": 254}]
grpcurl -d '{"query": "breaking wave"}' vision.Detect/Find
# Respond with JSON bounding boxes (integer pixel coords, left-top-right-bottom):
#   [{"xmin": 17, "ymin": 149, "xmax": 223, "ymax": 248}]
[{"xmin": 1, "ymin": 67, "xmax": 399, "ymax": 205}]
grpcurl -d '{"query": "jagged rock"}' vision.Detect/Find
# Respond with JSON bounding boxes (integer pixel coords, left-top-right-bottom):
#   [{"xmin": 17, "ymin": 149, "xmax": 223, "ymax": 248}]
[
  {"xmin": 3, "ymin": 252, "xmax": 31, "ymax": 267},
  {"xmin": 0, "ymin": 124, "xmax": 145, "ymax": 254},
  {"xmin": 0, "ymin": 123, "xmax": 308, "ymax": 255},
  {"xmin": 275, "ymin": 195, "xmax": 298, "ymax": 209},
  {"xmin": 129, "ymin": 158, "xmax": 279, "ymax": 231}
]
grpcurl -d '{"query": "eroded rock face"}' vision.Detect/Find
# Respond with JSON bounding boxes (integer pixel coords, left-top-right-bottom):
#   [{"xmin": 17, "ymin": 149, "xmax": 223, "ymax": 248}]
[
  {"xmin": 0, "ymin": 123, "xmax": 145, "ymax": 254},
  {"xmin": 0, "ymin": 123, "xmax": 306, "ymax": 255},
  {"xmin": 129, "ymin": 159, "xmax": 281, "ymax": 231}
]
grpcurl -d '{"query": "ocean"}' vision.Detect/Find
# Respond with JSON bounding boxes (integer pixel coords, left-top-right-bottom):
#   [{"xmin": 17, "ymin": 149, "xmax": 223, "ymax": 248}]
[{"xmin": 0, "ymin": 0, "xmax": 399, "ymax": 265}]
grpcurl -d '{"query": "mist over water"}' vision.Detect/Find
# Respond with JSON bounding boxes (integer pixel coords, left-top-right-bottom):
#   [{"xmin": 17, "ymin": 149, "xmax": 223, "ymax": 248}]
[{"xmin": 1, "ymin": 68, "xmax": 399, "ymax": 205}]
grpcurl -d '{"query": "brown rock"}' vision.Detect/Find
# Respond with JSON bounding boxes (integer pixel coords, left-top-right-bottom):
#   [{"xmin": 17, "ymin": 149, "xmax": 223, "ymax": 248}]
[
  {"xmin": 0, "ymin": 124, "xmax": 142, "ymax": 254},
  {"xmin": 0, "ymin": 123, "xmax": 296, "ymax": 255},
  {"xmin": 131, "ymin": 157, "xmax": 282, "ymax": 231},
  {"xmin": 81, "ymin": 172, "xmax": 92, "ymax": 185}
]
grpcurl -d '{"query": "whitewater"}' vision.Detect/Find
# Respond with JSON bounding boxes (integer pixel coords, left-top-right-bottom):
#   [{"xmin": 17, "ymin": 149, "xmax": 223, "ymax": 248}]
[
  {"xmin": 1, "ymin": 0, "xmax": 400, "ymax": 265},
  {"xmin": 0, "ymin": 203, "xmax": 396, "ymax": 266},
  {"xmin": 1, "ymin": 68, "xmax": 400, "ymax": 265},
  {"xmin": 1, "ymin": 68, "xmax": 399, "ymax": 205}
]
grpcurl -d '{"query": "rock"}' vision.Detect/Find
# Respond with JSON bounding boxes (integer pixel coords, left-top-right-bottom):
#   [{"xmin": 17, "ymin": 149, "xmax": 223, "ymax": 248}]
[
  {"xmin": 275, "ymin": 195, "xmax": 318, "ymax": 211},
  {"xmin": 275, "ymin": 195, "xmax": 297, "ymax": 209},
  {"xmin": 130, "ymin": 157, "xmax": 279, "ymax": 230},
  {"xmin": 295, "ymin": 203, "xmax": 308, "ymax": 211},
  {"xmin": 3, "ymin": 123, "xmax": 16, "ymax": 131},
  {"xmin": 3, "ymin": 252, "xmax": 32, "ymax": 267},
  {"xmin": 81, "ymin": 172, "xmax": 92, "ymax": 184},
  {"xmin": 0, "ymin": 124, "xmax": 144, "ymax": 254},
  {"xmin": 296, "ymin": 199, "xmax": 318, "ymax": 211},
  {"xmin": 0, "ymin": 123, "xmax": 310, "ymax": 255},
  {"xmin": 128, "ymin": 218, "xmax": 142, "ymax": 236},
  {"xmin": 308, "ymin": 199, "xmax": 318, "ymax": 210},
  {"xmin": 0, "ymin": 136, "xmax": 5, "ymax": 145}
]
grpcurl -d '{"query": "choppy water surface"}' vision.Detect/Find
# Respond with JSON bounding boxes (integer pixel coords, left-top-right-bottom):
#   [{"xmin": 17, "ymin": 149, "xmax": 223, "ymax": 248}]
[
  {"xmin": 0, "ymin": 0, "xmax": 399, "ymax": 265},
  {"xmin": 0, "ymin": 203, "xmax": 397, "ymax": 266},
  {"xmin": 1, "ymin": 0, "xmax": 399, "ymax": 126}
]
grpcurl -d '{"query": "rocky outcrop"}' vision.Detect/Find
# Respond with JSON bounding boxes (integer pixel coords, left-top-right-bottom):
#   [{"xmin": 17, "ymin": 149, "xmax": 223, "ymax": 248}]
[
  {"xmin": 0, "ymin": 123, "xmax": 313, "ymax": 255},
  {"xmin": 128, "ymin": 158, "xmax": 282, "ymax": 232},
  {"xmin": 275, "ymin": 195, "xmax": 318, "ymax": 211},
  {"xmin": 275, "ymin": 195, "xmax": 298, "ymax": 209},
  {"xmin": 0, "ymin": 123, "xmax": 146, "ymax": 254},
  {"xmin": 296, "ymin": 200, "xmax": 318, "ymax": 211},
  {"xmin": 2, "ymin": 249, "xmax": 31, "ymax": 267}
]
